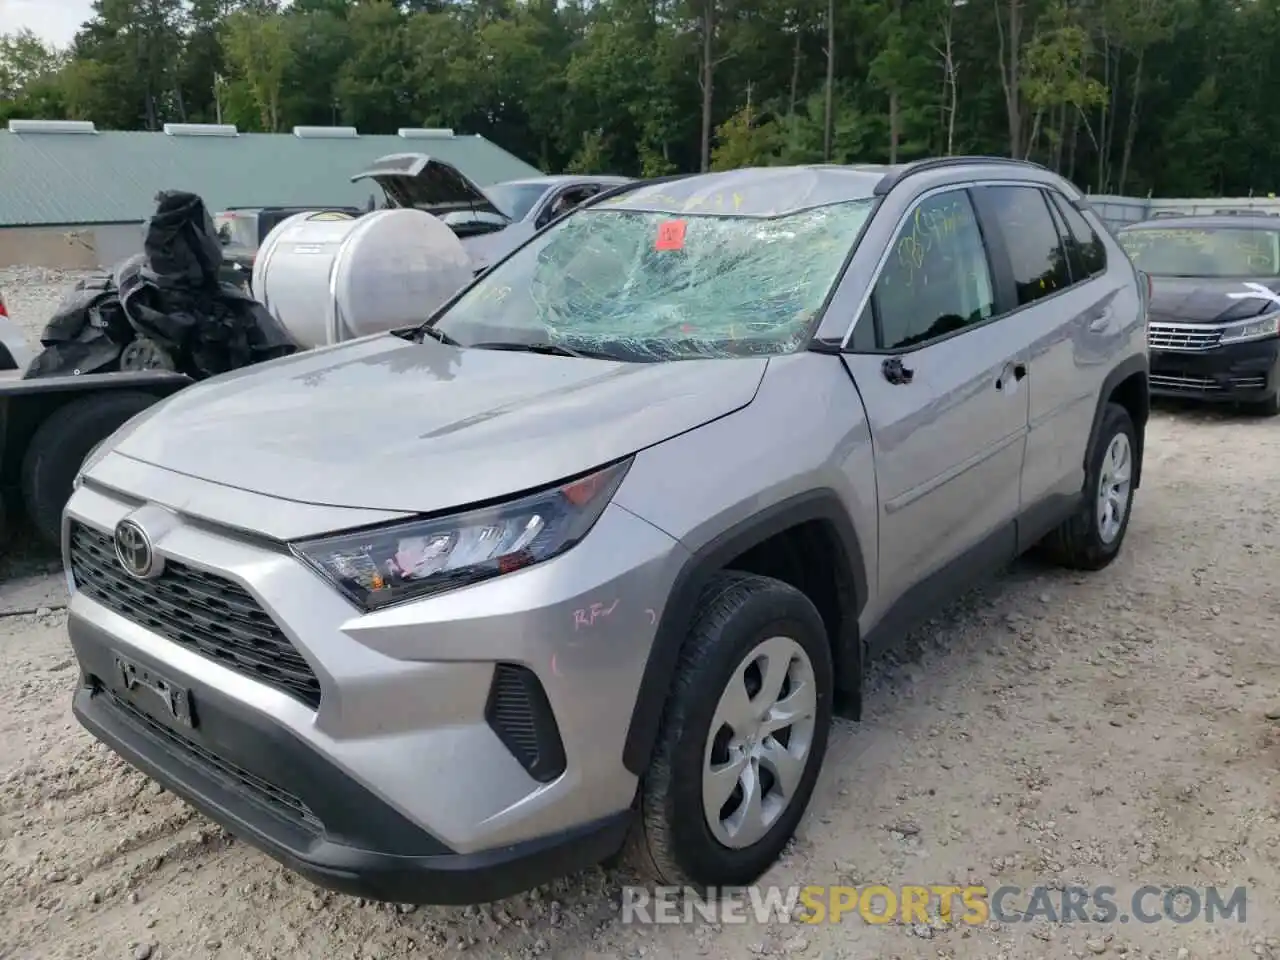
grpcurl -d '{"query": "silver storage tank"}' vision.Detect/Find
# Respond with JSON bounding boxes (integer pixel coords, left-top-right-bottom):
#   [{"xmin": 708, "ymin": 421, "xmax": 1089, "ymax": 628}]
[{"xmin": 251, "ymin": 208, "xmax": 475, "ymax": 349}]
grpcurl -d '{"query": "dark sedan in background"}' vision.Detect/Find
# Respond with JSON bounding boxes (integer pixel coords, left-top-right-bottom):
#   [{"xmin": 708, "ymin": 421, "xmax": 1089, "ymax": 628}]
[{"xmin": 1118, "ymin": 212, "xmax": 1280, "ymax": 415}]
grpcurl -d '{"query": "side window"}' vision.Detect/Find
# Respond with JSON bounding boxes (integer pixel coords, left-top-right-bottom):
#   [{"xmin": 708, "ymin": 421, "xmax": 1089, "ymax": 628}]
[
  {"xmin": 984, "ymin": 186, "xmax": 1071, "ymax": 306},
  {"xmin": 1048, "ymin": 192, "xmax": 1107, "ymax": 277},
  {"xmin": 872, "ymin": 190, "xmax": 995, "ymax": 350},
  {"xmin": 1042, "ymin": 191, "xmax": 1086, "ymax": 283}
]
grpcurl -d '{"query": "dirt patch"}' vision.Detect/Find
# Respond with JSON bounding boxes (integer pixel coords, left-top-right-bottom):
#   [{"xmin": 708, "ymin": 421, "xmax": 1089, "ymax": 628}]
[{"xmin": 2, "ymin": 405, "xmax": 1278, "ymax": 960}]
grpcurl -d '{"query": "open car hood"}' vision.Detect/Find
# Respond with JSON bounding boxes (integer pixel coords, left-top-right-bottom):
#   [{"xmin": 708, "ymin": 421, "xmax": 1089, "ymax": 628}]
[{"xmin": 352, "ymin": 153, "xmax": 510, "ymax": 223}]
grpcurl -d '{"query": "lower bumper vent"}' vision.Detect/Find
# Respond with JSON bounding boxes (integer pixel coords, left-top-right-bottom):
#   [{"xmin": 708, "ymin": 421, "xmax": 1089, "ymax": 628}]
[{"xmin": 484, "ymin": 664, "xmax": 566, "ymax": 783}]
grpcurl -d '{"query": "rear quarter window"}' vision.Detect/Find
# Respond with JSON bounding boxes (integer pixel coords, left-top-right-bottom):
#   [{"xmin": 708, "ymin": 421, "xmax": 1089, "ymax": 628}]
[{"xmin": 1048, "ymin": 193, "xmax": 1107, "ymax": 278}]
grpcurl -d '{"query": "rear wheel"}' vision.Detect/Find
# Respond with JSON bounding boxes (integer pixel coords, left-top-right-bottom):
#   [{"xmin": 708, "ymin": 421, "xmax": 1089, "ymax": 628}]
[
  {"xmin": 20, "ymin": 391, "xmax": 158, "ymax": 548},
  {"xmin": 1041, "ymin": 402, "xmax": 1137, "ymax": 571},
  {"xmin": 629, "ymin": 572, "xmax": 833, "ymax": 889}
]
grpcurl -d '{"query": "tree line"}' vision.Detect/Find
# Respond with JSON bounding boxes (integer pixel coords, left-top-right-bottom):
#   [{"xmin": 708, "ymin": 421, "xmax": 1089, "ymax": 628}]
[{"xmin": 2, "ymin": 0, "xmax": 1279, "ymax": 198}]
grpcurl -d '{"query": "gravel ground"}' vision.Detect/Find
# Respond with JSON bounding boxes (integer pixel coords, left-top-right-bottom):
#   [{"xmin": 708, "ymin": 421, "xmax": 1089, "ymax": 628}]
[
  {"xmin": 0, "ymin": 267, "xmax": 98, "ymax": 349},
  {"xmin": 3, "ymin": 271, "xmax": 1280, "ymax": 960}
]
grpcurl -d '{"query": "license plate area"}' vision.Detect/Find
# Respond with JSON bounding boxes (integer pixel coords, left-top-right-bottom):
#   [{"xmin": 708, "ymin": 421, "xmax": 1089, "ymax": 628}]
[{"xmin": 114, "ymin": 654, "xmax": 195, "ymax": 729}]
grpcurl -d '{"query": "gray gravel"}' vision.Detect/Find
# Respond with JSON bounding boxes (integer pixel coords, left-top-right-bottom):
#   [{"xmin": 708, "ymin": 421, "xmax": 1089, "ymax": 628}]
[
  {"xmin": 2, "ymin": 268, "xmax": 1279, "ymax": 960},
  {"xmin": 0, "ymin": 266, "xmax": 96, "ymax": 348}
]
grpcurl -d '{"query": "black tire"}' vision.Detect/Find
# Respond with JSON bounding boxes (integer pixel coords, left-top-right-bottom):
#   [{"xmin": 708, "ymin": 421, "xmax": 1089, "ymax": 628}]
[
  {"xmin": 629, "ymin": 572, "xmax": 834, "ymax": 889},
  {"xmin": 1246, "ymin": 392, "xmax": 1280, "ymax": 417},
  {"xmin": 1041, "ymin": 401, "xmax": 1137, "ymax": 571},
  {"xmin": 20, "ymin": 391, "xmax": 158, "ymax": 548}
]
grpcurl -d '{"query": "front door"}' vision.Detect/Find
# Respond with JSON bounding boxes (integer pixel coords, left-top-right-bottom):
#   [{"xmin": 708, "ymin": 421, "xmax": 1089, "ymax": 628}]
[{"xmin": 840, "ymin": 187, "xmax": 1031, "ymax": 619}]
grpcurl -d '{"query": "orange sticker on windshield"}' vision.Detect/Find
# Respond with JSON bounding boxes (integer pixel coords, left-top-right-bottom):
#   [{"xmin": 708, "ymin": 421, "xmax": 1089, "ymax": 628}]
[{"xmin": 655, "ymin": 219, "xmax": 687, "ymax": 251}]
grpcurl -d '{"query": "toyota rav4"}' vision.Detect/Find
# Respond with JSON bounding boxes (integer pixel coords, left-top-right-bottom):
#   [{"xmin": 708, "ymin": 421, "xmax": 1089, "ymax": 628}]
[{"xmin": 63, "ymin": 157, "xmax": 1149, "ymax": 905}]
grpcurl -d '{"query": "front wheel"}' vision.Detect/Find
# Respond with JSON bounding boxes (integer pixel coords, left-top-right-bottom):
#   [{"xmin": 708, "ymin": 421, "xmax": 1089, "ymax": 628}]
[
  {"xmin": 629, "ymin": 572, "xmax": 833, "ymax": 889},
  {"xmin": 1245, "ymin": 392, "xmax": 1280, "ymax": 417}
]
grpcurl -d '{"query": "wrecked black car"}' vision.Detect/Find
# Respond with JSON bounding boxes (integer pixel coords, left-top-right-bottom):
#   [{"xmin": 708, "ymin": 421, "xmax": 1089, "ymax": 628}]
[{"xmin": 1, "ymin": 190, "xmax": 298, "ymax": 547}]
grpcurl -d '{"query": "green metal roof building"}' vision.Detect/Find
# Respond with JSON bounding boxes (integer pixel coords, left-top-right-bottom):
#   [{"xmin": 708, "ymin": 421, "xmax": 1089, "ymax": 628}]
[{"xmin": 0, "ymin": 120, "xmax": 542, "ymax": 227}]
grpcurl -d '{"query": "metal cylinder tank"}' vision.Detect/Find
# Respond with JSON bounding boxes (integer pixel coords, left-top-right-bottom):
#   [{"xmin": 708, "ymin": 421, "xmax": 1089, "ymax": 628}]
[{"xmin": 251, "ymin": 208, "xmax": 475, "ymax": 350}]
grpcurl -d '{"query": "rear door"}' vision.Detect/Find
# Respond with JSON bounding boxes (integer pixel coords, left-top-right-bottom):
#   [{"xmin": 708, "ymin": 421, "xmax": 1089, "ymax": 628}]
[
  {"xmin": 839, "ymin": 187, "xmax": 1030, "ymax": 614},
  {"xmin": 971, "ymin": 185, "xmax": 1114, "ymax": 532}
]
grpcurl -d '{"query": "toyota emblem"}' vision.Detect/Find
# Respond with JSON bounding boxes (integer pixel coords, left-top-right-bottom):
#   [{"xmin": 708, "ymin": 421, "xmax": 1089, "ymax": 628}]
[{"xmin": 114, "ymin": 519, "xmax": 163, "ymax": 580}]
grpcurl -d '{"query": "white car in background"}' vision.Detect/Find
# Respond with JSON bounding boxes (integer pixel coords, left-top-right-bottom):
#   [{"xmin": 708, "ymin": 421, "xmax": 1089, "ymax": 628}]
[
  {"xmin": 437, "ymin": 175, "xmax": 635, "ymax": 257},
  {"xmin": 484, "ymin": 175, "xmax": 635, "ymax": 229},
  {"xmin": 0, "ymin": 290, "xmax": 34, "ymax": 374}
]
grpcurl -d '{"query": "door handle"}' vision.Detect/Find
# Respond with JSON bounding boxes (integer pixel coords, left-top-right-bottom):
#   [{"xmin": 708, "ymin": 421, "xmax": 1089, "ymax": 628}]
[
  {"xmin": 882, "ymin": 356, "xmax": 914, "ymax": 385},
  {"xmin": 1088, "ymin": 309, "xmax": 1113, "ymax": 333},
  {"xmin": 995, "ymin": 362, "xmax": 1028, "ymax": 391}
]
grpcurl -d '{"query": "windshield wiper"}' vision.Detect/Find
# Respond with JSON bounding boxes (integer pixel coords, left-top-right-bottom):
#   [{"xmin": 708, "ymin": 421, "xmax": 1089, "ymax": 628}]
[
  {"xmin": 468, "ymin": 340, "xmax": 610, "ymax": 360},
  {"xmin": 416, "ymin": 324, "xmax": 461, "ymax": 346}
]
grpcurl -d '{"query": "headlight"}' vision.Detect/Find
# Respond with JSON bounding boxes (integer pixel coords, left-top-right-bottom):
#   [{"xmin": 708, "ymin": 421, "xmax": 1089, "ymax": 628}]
[
  {"xmin": 1219, "ymin": 311, "xmax": 1280, "ymax": 345},
  {"xmin": 291, "ymin": 459, "xmax": 632, "ymax": 611}
]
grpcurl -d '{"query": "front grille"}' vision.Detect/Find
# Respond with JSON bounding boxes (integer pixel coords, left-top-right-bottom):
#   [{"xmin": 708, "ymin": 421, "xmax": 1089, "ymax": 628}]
[
  {"xmin": 1147, "ymin": 322, "xmax": 1222, "ymax": 352},
  {"xmin": 70, "ymin": 522, "xmax": 322, "ymax": 709},
  {"xmin": 107, "ymin": 691, "xmax": 322, "ymax": 832},
  {"xmin": 1149, "ymin": 373, "xmax": 1268, "ymax": 392}
]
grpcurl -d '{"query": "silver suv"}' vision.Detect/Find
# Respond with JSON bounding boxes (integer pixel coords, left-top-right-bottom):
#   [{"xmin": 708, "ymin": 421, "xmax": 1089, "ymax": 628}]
[{"xmin": 63, "ymin": 158, "xmax": 1149, "ymax": 905}]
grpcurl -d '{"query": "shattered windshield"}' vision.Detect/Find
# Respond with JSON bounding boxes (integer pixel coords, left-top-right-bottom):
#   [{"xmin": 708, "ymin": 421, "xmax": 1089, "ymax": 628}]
[
  {"xmin": 1118, "ymin": 226, "xmax": 1280, "ymax": 278},
  {"xmin": 431, "ymin": 200, "xmax": 876, "ymax": 361}
]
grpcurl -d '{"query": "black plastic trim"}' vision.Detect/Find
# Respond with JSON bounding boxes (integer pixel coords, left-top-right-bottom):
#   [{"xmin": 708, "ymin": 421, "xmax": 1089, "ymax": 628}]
[
  {"xmin": 485, "ymin": 663, "xmax": 568, "ymax": 783},
  {"xmin": 862, "ymin": 520, "xmax": 1017, "ymax": 659},
  {"xmin": 76, "ymin": 684, "xmax": 628, "ymax": 904},
  {"xmin": 68, "ymin": 620, "xmax": 445, "ymax": 857},
  {"xmin": 620, "ymin": 490, "xmax": 868, "ymax": 776}
]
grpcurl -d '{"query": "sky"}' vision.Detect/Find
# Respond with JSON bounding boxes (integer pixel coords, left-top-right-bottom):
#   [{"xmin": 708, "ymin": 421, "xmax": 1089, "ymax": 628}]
[{"xmin": 0, "ymin": 0, "xmax": 95, "ymax": 48}]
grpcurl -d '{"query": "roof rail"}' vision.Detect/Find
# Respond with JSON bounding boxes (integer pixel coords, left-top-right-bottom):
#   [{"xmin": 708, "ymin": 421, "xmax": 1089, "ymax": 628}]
[
  {"xmin": 164, "ymin": 122, "xmax": 238, "ymax": 137},
  {"xmin": 872, "ymin": 155, "xmax": 1051, "ymax": 196},
  {"xmin": 294, "ymin": 125, "xmax": 358, "ymax": 139},
  {"xmin": 8, "ymin": 119, "xmax": 97, "ymax": 135},
  {"xmin": 398, "ymin": 128, "xmax": 454, "ymax": 139},
  {"xmin": 1149, "ymin": 210, "xmax": 1183, "ymax": 218}
]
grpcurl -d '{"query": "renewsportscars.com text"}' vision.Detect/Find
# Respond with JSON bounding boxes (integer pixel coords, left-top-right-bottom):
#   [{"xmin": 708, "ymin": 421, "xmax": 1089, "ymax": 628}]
[{"xmin": 620, "ymin": 884, "xmax": 1248, "ymax": 926}]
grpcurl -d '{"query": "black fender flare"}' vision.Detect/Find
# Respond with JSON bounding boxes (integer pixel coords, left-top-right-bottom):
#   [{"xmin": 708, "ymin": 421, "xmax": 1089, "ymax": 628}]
[
  {"xmin": 621, "ymin": 489, "xmax": 869, "ymax": 777},
  {"xmin": 1085, "ymin": 353, "xmax": 1149, "ymax": 489}
]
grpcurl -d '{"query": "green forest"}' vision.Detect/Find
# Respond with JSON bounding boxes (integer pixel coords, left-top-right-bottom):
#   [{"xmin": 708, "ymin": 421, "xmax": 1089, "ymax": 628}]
[{"xmin": 2, "ymin": 0, "xmax": 1279, "ymax": 197}]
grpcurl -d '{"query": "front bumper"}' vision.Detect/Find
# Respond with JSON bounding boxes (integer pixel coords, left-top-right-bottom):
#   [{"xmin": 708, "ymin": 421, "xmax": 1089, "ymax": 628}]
[
  {"xmin": 72, "ymin": 673, "xmax": 630, "ymax": 904},
  {"xmin": 63, "ymin": 457, "xmax": 685, "ymax": 902},
  {"xmin": 1148, "ymin": 337, "xmax": 1280, "ymax": 402}
]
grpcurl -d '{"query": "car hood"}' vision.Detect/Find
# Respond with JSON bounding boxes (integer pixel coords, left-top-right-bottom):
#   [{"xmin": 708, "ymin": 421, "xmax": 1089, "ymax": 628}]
[
  {"xmin": 352, "ymin": 153, "xmax": 509, "ymax": 223},
  {"xmin": 111, "ymin": 334, "xmax": 767, "ymax": 515},
  {"xmin": 1149, "ymin": 277, "xmax": 1280, "ymax": 324}
]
